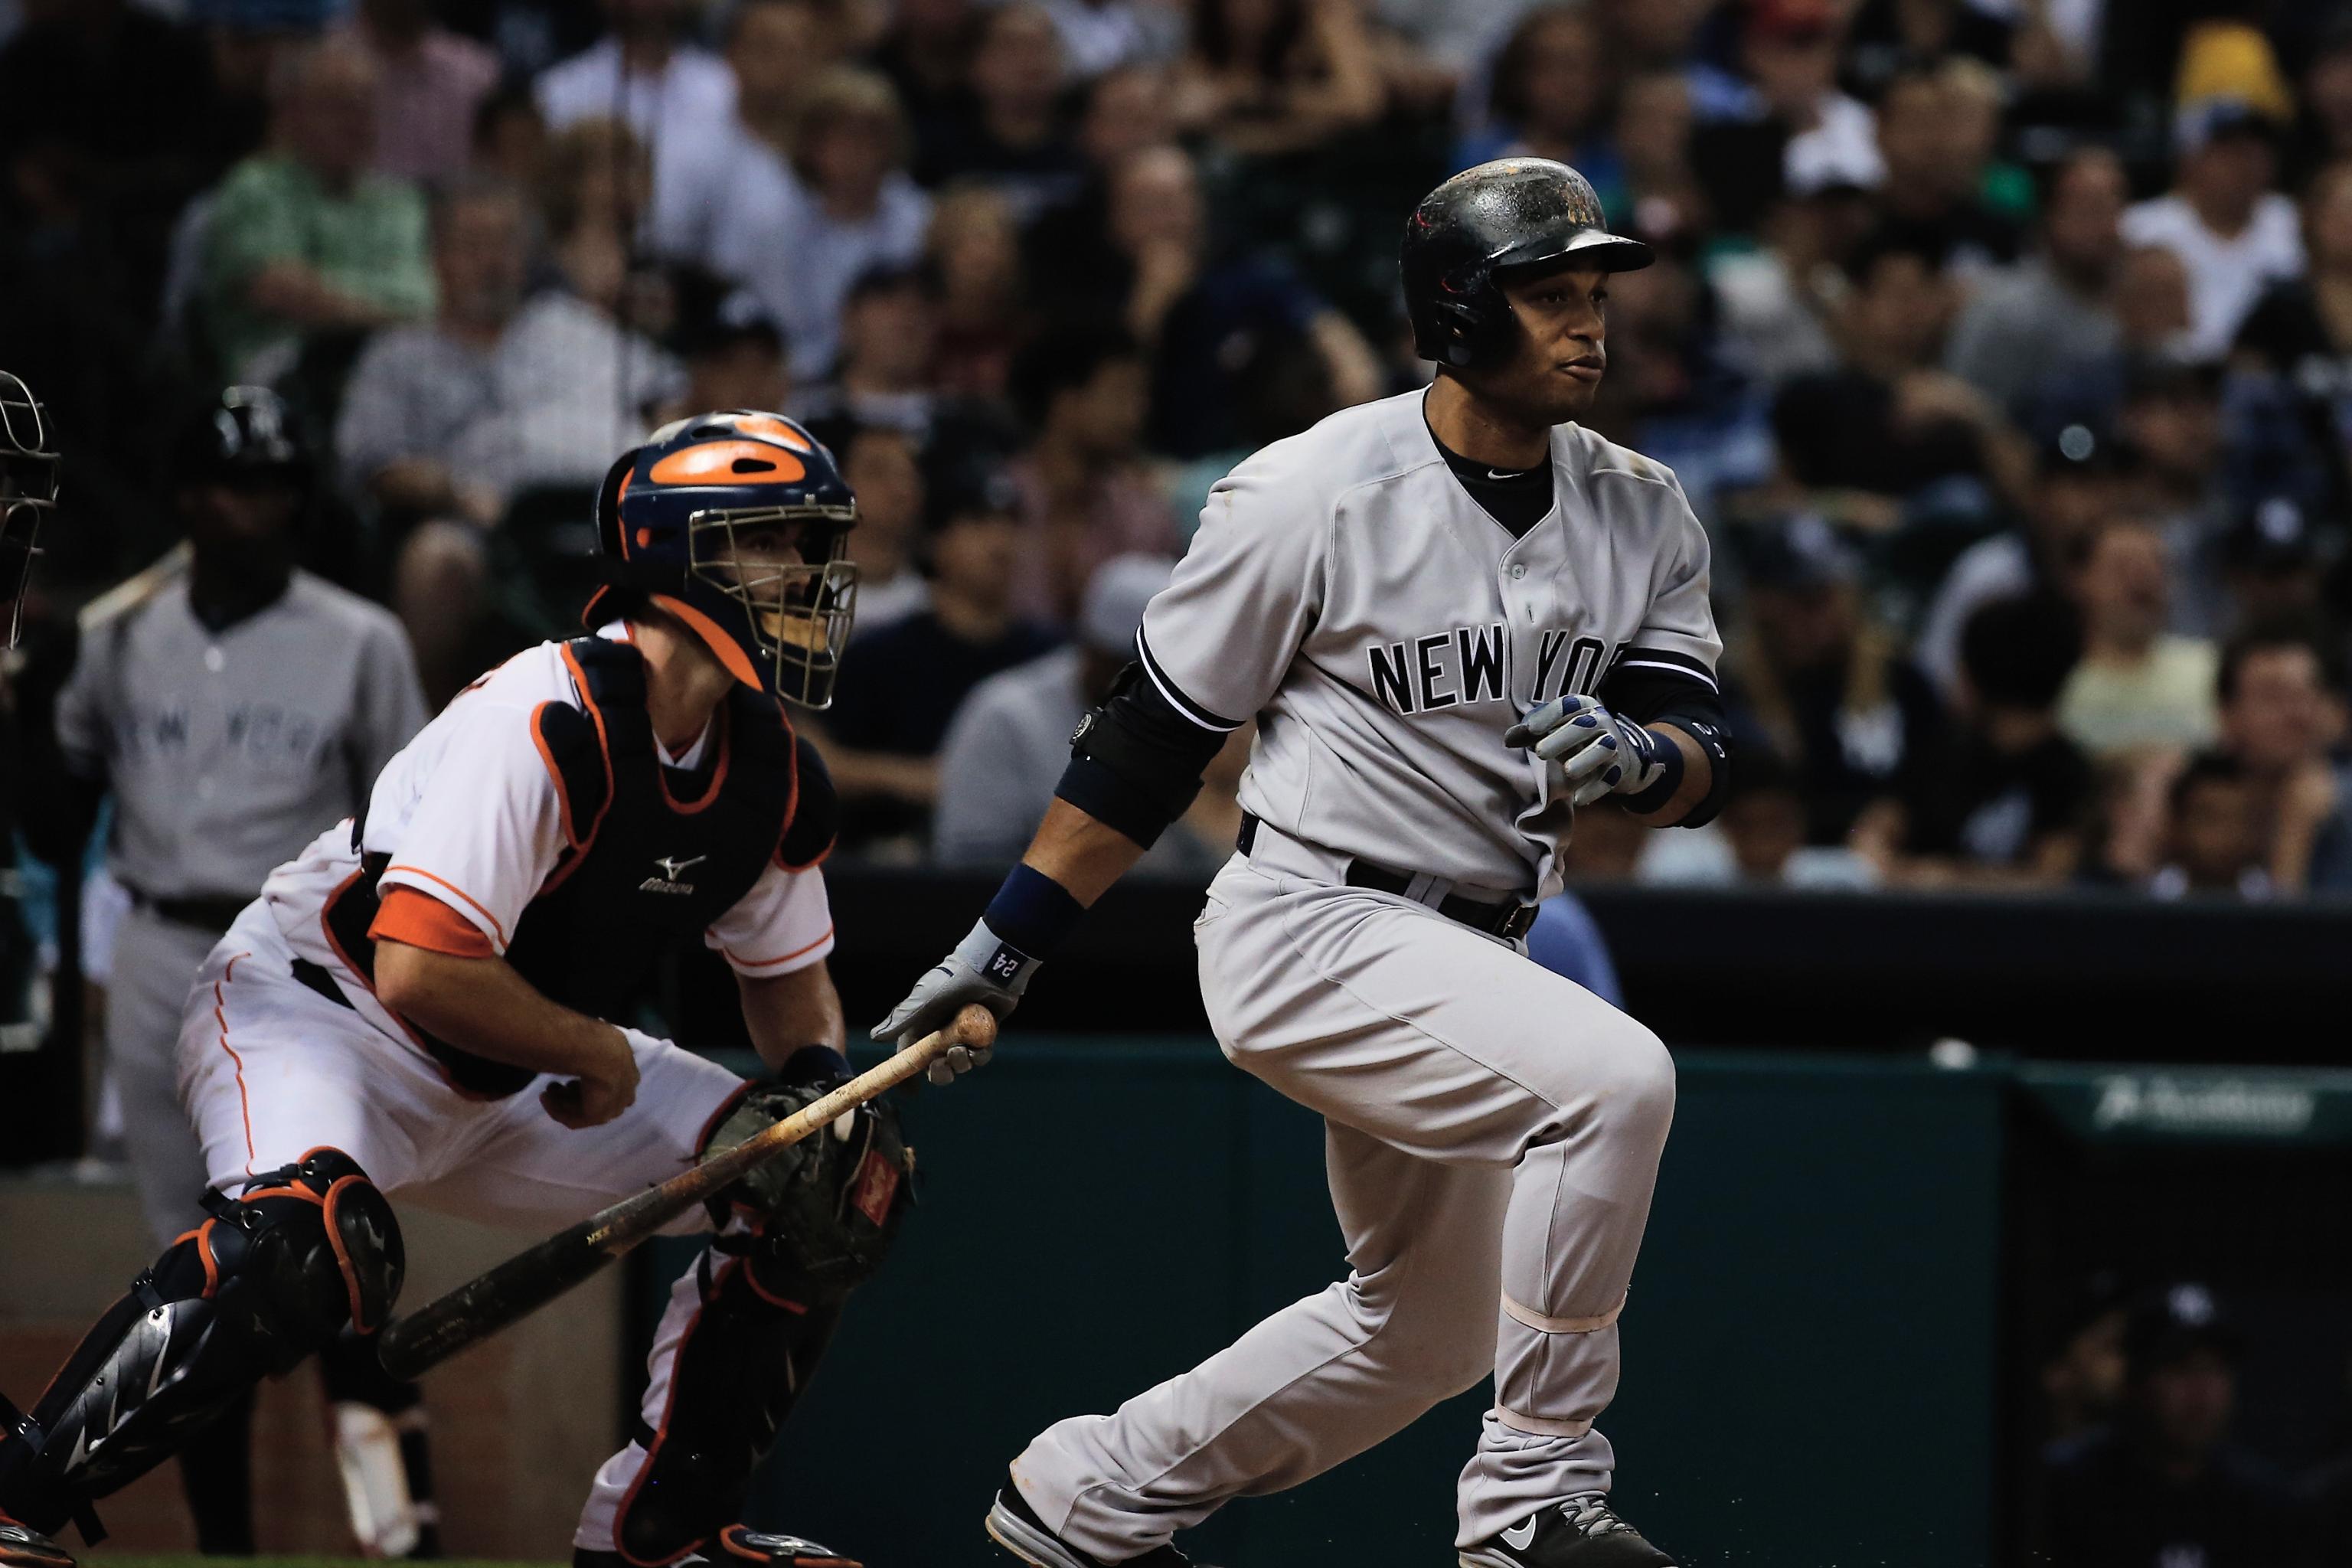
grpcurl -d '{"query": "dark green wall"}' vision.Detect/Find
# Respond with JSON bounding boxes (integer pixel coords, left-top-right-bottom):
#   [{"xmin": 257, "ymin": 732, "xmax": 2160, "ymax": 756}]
[{"xmin": 662, "ymin": 1043, "xmax": 2006, "ymax": 1566}]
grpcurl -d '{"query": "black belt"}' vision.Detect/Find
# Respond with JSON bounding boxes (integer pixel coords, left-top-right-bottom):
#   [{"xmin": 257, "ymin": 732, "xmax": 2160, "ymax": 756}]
[
  {"xmin": 1237, "ymin": 814, "xmax": 1538, "ymax": 942},
  {"xmin": 126, "ymin": 887, "xmax": 253, "ymax": 935}
]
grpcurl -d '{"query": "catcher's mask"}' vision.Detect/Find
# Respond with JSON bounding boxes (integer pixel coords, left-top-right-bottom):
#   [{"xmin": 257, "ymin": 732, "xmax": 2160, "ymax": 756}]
[
  {"xmin": 591, "ymin": 411, "xmax": 860, "ymax": 710},
  {"xmin": 0, "ymin": 369, "xmax": 59, "ymax": 646}
]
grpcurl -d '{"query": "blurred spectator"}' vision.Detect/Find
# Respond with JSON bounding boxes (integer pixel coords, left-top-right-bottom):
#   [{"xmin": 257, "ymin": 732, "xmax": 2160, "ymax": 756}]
[
  {"xmin": 916, "ymin": 2, "xmax": 1084, "ymax": 223},
  {"xmin": 1742, "ymin": 0, "xmax": 1882, "ymax": 198},
  {"xmin": 2214, "ymin": 621, "xmax": 2352, "ymax": 896},
  {"xmin": 1843, "ymin": 0, "xmax": 2011, "ymax": 98},
  {"xmin": 812, "ymin": 460, "xmax": 1061, "ymax": 851},
  {"xmin": 1919, "ymin": 424, "xmax": 2131, "ymax": 700},
  {"xmin": 876, "ymin": 0, "xmax": 982, "ymax": 166},
  {"xmin": 1726, "ymin": 514, "xmax": 1944, "ymax": 844},
  {"xmin": 1456, "ymin": 6, "xmax": 1621, "ymax": 207},
  {"xmin": 2230, "ymin": 159, "xmax": 2352, "ymax": 521},
  {"xmin": 927, "ymin": 182, "xmax": 1030, "ymax": 402},
  {"xmin": 1524, "ymin": 887, "xmax": 1625, "ymax": 1006},
  {"xmin": 2043, "ymin": 1277, "xmax": 2129, "ymax": 1449},
  {"xmin": 1095, "ymin": 142, "xmax": 1380, "ymax": 457},
  {"xmin": 2146, "ymin": 751, "xmax": 2272, "ymax": 898},
  {"xmin": 2041, "ymin": 1282, "xmax": 2305, "ymax": 1568},
  {"xmin": 199, "ymin": 36, "xmax": 434, "ymax": 382},
  {"xmin": 934, "ymin": 554, "xmax": 1197, "ymax": 870},
  {"xmin": 1024, "ymin": 63, "xmax": 1178, "ymax": 312},
  {"xmin": 1869, "ymin": 64, "xmax": 2020, "ymax": 276},
  {"xmin": 0, "ymin": 0, "xmax": 217, "ymax": 330},
  {"xmin": 1860, "ymin": 593, "xmax": 2091, "ymax": 886},
  {"xmin": 1615, "ymin": 70, "xmax": 1710, "ymax": 237},
  {"xmin": 2057, "ymin": 515, "xmax": 2220, "ymax": 760},
  {"xmin": 798, "ymin": 266, "xmax": 939, "ymax": 436},
  {"xmin": 1771, "ymin": 229, "xmax": 2017, "ymax": 516},
  {"xmin": 2122, "ymin": 100, "xmax": 2303, "ymax": 361},
  {"xmin": 656, "ymin": 277, "xmax": 792, "ymax": 426},
  {"xmin": 1707, "ymin": 188, "xmax": 1846, "ymax": 385},
  {"xmin": 1639, "ymin": 743, "xmax": 1882, "ymax": 887},
  {"xmin": 1039, "ymin": 0, "xmax": 1181, "ymax": 80},
  {"xmin": 534, "ymin": 0, "xmax": 733, "ymax": 151},
  {"xmin": 2115, "ymin": 357, "xmax": 2231, "ymax": 635},
  {"xmin": 2220, "ymin": 495, "xmax": 2334, "ymax": 636},
  {"xmin": 836, "ymin": 423, "xmax": 929, "ymax": 635},
  {"xmin": 2290, "ymin": 12, "xmax": 2352, "ymax": 184},
  {"xmin": 1169, "ymin": 0, "xmax": 1383, "ymax": 159},
  {"xmin": 714, "ymin": 67, "xmax": 931, "ymax": 381},
  {"xmin": 334, "ymin": 176, "xmax": 528, "ymax": 526},
  {"xmin": 650, "ymin": 0, "xmax": 838, "ymax": 265},
  {"xmin": 1946, "ymin": 146, "xmax": 2129, "ymax": 419},
  {"xmin": 470, "ymin": 80, "xmax": 547, "ymax": 191},
  {"xmin": 1005, "ymin": 322, "xmax": 1179, "ymax": 626},
  {"xmin": 1560, "ymin": 799, "xmax": 1648, "ymax": 879},
  {"xmin": 351, "ymin": 0, "xmax": 497, "ymax": 185}
]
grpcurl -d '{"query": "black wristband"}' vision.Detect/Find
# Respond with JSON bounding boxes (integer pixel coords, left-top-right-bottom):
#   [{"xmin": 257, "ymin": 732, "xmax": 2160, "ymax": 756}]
[
  {"xmin": 982, "ymin": 863, "xmax": 1086, "ymax": 959},
  {"xmin": 1620, "ymin": 727, "xmax": 1687, "ymax": 813}
]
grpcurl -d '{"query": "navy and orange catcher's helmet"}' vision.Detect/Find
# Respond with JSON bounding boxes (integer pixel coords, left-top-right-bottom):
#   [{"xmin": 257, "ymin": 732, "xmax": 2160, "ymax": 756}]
[
  {"xmin": 590, "ymin": 410, "xmax": 860, "ymax": 710},
  {"xmin": 0, "ymin": 369, "xmax": 60, "ymax": 648},
  {"xmin": 1401, "ymin": 158, "xmax": 1653, "ymax": 371}
]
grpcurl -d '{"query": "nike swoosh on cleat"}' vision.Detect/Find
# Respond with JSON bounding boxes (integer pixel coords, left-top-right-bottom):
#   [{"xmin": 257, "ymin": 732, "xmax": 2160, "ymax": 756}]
[{"xmin": 1501, "ymin": 1518, "xmax": 1538, "ymax": 1550}]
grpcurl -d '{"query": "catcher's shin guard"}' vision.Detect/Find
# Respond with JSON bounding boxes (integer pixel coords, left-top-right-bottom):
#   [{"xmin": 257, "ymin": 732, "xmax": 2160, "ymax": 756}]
[
  {"xmin": 0, "ymin": 1149, "xmax": 402, "ymax": 1542},
  {"xmin": 609, "ymin": 1251, "xmax": 844, "ymax": 1566}
]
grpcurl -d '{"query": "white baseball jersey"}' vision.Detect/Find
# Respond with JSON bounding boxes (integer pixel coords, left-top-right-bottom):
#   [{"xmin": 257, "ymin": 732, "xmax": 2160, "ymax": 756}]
[
  {"xmin": 262, "ymin": 623, "xmax": 834, "ymax": 1052},
  {"xmin": 1135, "ymin": 389, "xmax": 1721, "ymax": 897}
]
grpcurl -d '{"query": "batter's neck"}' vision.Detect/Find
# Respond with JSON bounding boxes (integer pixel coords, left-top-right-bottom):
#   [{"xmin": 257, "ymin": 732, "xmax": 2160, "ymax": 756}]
[{"xmin": 1423, "ymin": 377, "xmax": 1553, "ymax": 470}]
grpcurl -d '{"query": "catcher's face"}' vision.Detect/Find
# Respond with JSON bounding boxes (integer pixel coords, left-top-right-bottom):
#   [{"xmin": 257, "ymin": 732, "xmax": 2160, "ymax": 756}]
[
  {"xmin": 1480, "ymin": 265, "xmax": 1610, "ymax": 424},
  {"xmin": 704, "ymin": 513, "xmax": 854, "ymax": 654}
]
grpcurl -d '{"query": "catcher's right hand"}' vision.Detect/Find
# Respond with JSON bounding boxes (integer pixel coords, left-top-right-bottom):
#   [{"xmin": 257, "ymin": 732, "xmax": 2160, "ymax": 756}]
[{"xmin": 870, "ymin": 917, "xmax": 1033, "ymax": 1083}]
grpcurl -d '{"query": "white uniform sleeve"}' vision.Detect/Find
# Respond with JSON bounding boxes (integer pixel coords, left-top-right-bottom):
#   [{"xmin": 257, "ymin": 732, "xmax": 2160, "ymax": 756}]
[
  {"xmin": 375, "ymin": 698, "xmax": 567, "ymax": 952},
  {"xmin": 1619, "ymin": 479, "xmax": 1723, "ymax": 690},
  {"xmin": 1135, "ymin": 456, "xmax": 1328, "ymax": 731},
  {"xmin": 704, "ymin": 862, "xmax": 835, "ymax": 976}
]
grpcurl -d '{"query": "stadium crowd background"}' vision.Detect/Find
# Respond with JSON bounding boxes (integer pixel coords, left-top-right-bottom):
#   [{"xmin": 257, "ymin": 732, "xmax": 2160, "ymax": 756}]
[
  {"xmin": 4, "ymin": 3, "xmax": 2352, "ymax": 1563},
  {"xmin": 5, "ymin": 0, "xmax": 2352, "ymax": 898}
]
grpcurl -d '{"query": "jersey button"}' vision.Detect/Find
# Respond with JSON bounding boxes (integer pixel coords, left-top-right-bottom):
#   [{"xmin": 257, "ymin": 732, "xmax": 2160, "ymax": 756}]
[
  {"xmin": 1507, "ymin": 564, "xmax": 1528, "ymax": 580},
  {"xmin": 204, "ymin": 646, "xmax": 226, "ymax": 673}
]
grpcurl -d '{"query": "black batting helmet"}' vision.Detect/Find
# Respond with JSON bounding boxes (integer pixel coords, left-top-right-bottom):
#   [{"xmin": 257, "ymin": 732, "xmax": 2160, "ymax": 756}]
[
  {"xmin": 1401, "ymin": 158, "xmax": 1653, "ymax": 370},
  {"xmin": 172, "ymin": 385, "xmax": 312, "ymax": 491}
]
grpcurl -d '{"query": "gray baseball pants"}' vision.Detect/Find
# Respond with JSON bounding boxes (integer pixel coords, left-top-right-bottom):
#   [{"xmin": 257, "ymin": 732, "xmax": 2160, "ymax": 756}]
[
  {"xmin": 1014, "ymin": 828, "xmax": 1675, "ymax": 1555},
  {"xmin": 109, "ymin": 903, "xmax": 224, "ymax": 1247}
]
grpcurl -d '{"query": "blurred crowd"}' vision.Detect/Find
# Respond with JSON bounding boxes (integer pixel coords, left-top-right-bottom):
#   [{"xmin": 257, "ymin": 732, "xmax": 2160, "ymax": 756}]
[{"xmin": 7, "ymin": 0, "xmax": 2352, "ymax": 898}]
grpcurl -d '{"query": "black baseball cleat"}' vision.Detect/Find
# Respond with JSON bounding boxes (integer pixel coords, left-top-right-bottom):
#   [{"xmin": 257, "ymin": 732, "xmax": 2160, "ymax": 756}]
[
  {"xmin": 574, "ymin": 1524, "xmax": 858, "ymax": 1568},
  {"xmin": 1459, "ymin": 1494, "xmax": 1677, "ymax": 1567},
  {"xmin": 984, "ymin": 1475, "xmax": 1220, "ymax": 1568},
  {"xmin": 0, "ymin": 1516, "xmax": 74, "ymax": 1568}
]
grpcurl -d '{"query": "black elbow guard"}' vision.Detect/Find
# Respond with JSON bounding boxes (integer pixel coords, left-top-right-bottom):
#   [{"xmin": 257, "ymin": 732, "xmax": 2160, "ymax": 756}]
[
  {"xmin": 1055, "ymin": 707, "xmax": 1207, "ymax": 848},
  {"xmin": 1663, "ymin": 717, "xmax": 1733, "ymax": 828}
]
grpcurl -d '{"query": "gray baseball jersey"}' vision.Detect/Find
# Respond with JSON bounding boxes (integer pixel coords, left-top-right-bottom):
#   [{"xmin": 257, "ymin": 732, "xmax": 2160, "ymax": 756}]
[
  {"xmin": 57, "ymin": 554, "xmax": 428, "ymax": 900},
  {"xmin": 57, "ymin": 553, "xmax": 427, "ymax": 1246},
  {"xmin": 1008, "ymin": 388, "xmax": 1715, "ymax": 1557},
  {"xmin": 1135, "ymin": 388, "xmax": 1720, "ymax": 897}
]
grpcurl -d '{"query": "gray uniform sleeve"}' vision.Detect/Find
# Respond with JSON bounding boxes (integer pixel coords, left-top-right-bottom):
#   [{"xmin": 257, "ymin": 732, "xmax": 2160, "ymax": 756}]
[
  {"xmin": 1616, "ymin": 479, "xmax": 1723, "ymax": 691},
  {"xmin": 52, "ymin": 622, "xmax": 114, "ymax": 780},
  {"xmin": 346, "ymin": 614, "xmax": 430, "ymax": 808},
  {"xmin": 1135, "ymin": 459, "xmax": 1328, "ymax": 731}
]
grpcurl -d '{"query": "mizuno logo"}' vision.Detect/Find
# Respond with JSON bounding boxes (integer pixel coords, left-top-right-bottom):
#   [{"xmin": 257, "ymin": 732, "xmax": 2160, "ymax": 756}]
[
  {"xmin": 641, "ymin": 854, "xmax": 707, "ymax": 895},
  {"xmin": 1501, "ymin": 1517, "xmax": 1538, "ymax": 1551}
]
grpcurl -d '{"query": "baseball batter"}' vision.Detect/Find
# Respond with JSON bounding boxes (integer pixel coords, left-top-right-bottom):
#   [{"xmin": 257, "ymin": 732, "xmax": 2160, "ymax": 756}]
[
  {"xmin": 0, "ymin": 413, "xmax": 906, "ymax": 1568},
  {"xmin": 877, "ymin": 161, "xmax": 1733, "ymax": 1568}
]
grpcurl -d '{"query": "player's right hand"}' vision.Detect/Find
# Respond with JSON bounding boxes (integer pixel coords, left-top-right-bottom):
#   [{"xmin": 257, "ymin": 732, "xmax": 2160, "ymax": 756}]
[
  {"xmin": 870, "ymin": 916, "xmax": 1034, "ymax": 1084},
  {"xmin": 541, "ymin": 1026, "xmax": 642, "ymax": 1129}
]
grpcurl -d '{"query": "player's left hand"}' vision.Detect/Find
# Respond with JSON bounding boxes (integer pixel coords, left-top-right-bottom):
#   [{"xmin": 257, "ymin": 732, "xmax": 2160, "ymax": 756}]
[{"xmin": 1505, "ymin": 694, "xmax": 1670, "ymax": 807}]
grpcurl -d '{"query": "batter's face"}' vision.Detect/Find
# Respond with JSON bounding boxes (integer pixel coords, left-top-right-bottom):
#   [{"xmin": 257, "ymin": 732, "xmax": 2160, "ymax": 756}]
[{"xmin": 1478, "ymin": 266, "xmax": 1610, "ymax": 425}]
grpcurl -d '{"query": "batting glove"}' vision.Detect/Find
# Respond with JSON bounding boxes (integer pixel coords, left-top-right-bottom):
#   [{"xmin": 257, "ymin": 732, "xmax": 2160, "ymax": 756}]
[
  {"xmin": 1505, "ymin": 694, "xmax": 1671, "ymax": 808},
  {"xmin": 870, "ymin": 917, "xmax": 1031, "ymax": 1084}
]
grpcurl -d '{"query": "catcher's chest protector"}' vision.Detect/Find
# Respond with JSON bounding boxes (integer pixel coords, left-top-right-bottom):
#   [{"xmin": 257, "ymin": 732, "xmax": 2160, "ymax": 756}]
[{"xmin": 329, "ymin": 636, "xmax": 823, "ymax": 1096}]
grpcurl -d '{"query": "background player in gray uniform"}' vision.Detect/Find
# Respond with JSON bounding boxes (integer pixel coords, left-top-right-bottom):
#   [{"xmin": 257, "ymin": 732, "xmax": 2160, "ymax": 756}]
[
  {"xmin": 876, "ymin": 160, "xmax": 1734, "ymax": 1568},
  {"xmin": 41, "ymin": 387, "xmax": 429, "ymax": 1553}
]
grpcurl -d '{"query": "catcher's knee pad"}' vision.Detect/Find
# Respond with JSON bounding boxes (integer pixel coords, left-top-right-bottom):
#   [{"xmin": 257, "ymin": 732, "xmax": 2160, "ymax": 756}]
[
  {"xmin": 0, "ymin": 1148, "xmax": 401, "ymax": 1540},
  {"xmin": 700, "ymin": 1053, "xmax": 917, "ymax": 1301},
  {"xmin": 615, "ymin": 1253, "xmax": 841, "ymax": 1566}
]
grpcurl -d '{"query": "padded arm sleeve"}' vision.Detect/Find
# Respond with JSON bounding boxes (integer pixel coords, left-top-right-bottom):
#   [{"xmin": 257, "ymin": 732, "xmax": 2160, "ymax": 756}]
[{"xmin": 1052, "ymin": 660, "xmax": 1230, "ymax": 848}]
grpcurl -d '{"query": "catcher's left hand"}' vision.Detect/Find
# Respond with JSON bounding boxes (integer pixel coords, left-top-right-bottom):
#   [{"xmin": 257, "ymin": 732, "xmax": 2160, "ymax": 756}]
[{"xmin": 1505, "ymin": 694, "xmax": 1671, "ymax": 807}]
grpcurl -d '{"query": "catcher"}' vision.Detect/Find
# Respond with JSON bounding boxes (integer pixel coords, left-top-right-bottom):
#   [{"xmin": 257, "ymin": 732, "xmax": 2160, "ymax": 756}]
[{"xmin": 0, "ymin": 413, "xmax": 907, "ymax": 1568}]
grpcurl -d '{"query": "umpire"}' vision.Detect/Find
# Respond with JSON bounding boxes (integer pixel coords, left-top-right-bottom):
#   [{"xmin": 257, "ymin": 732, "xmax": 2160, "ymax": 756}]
[{"xmin": 36, "ymin": 386, "xmax": 428, "ymax": 1550}]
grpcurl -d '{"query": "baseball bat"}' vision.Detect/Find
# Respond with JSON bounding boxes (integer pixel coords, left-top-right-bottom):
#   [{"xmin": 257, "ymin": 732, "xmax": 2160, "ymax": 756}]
[{"xmin": 375, "ymin": 1004, "xmax": 997, "ymax": 1379}]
